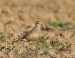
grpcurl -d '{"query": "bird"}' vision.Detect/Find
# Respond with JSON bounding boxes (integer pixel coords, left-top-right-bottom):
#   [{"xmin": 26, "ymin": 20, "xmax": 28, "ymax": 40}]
[{"xmin": 20, "ymin": 20, "xmax": 47, "ymax": 41}]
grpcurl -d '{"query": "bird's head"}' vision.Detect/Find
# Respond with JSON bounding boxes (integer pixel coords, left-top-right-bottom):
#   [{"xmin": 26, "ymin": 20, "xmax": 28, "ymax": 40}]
[{"xmin": 35, "ymin": 20, "xmax": 45, "ymax": 30}]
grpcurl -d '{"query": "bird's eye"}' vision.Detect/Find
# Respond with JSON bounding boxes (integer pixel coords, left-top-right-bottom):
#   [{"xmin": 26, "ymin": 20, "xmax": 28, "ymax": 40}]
[
  {"xmin": 36, "ymin": 21, "xmax": 40, "ymax": 24},
  {"xmin": 36, "ymin": 20, "xmax": 41, "ymax": 23}
]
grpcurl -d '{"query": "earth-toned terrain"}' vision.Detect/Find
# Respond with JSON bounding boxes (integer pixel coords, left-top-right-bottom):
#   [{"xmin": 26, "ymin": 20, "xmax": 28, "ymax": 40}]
[{"xmin": 0, "ymin": 0, "xmax": 75, "ymax": 58}]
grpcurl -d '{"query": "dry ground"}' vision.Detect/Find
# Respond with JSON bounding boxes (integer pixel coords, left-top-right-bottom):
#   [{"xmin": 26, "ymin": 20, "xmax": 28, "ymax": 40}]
[{"xmin": 0, "ymin": 0, "xmax": 75, "ymax": 58}]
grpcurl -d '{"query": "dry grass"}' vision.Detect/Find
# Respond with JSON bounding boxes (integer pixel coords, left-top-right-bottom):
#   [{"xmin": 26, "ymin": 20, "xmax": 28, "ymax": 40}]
[{"xmin": 0, "ymin": 0, "xmax": 75, "ymax": 58}]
